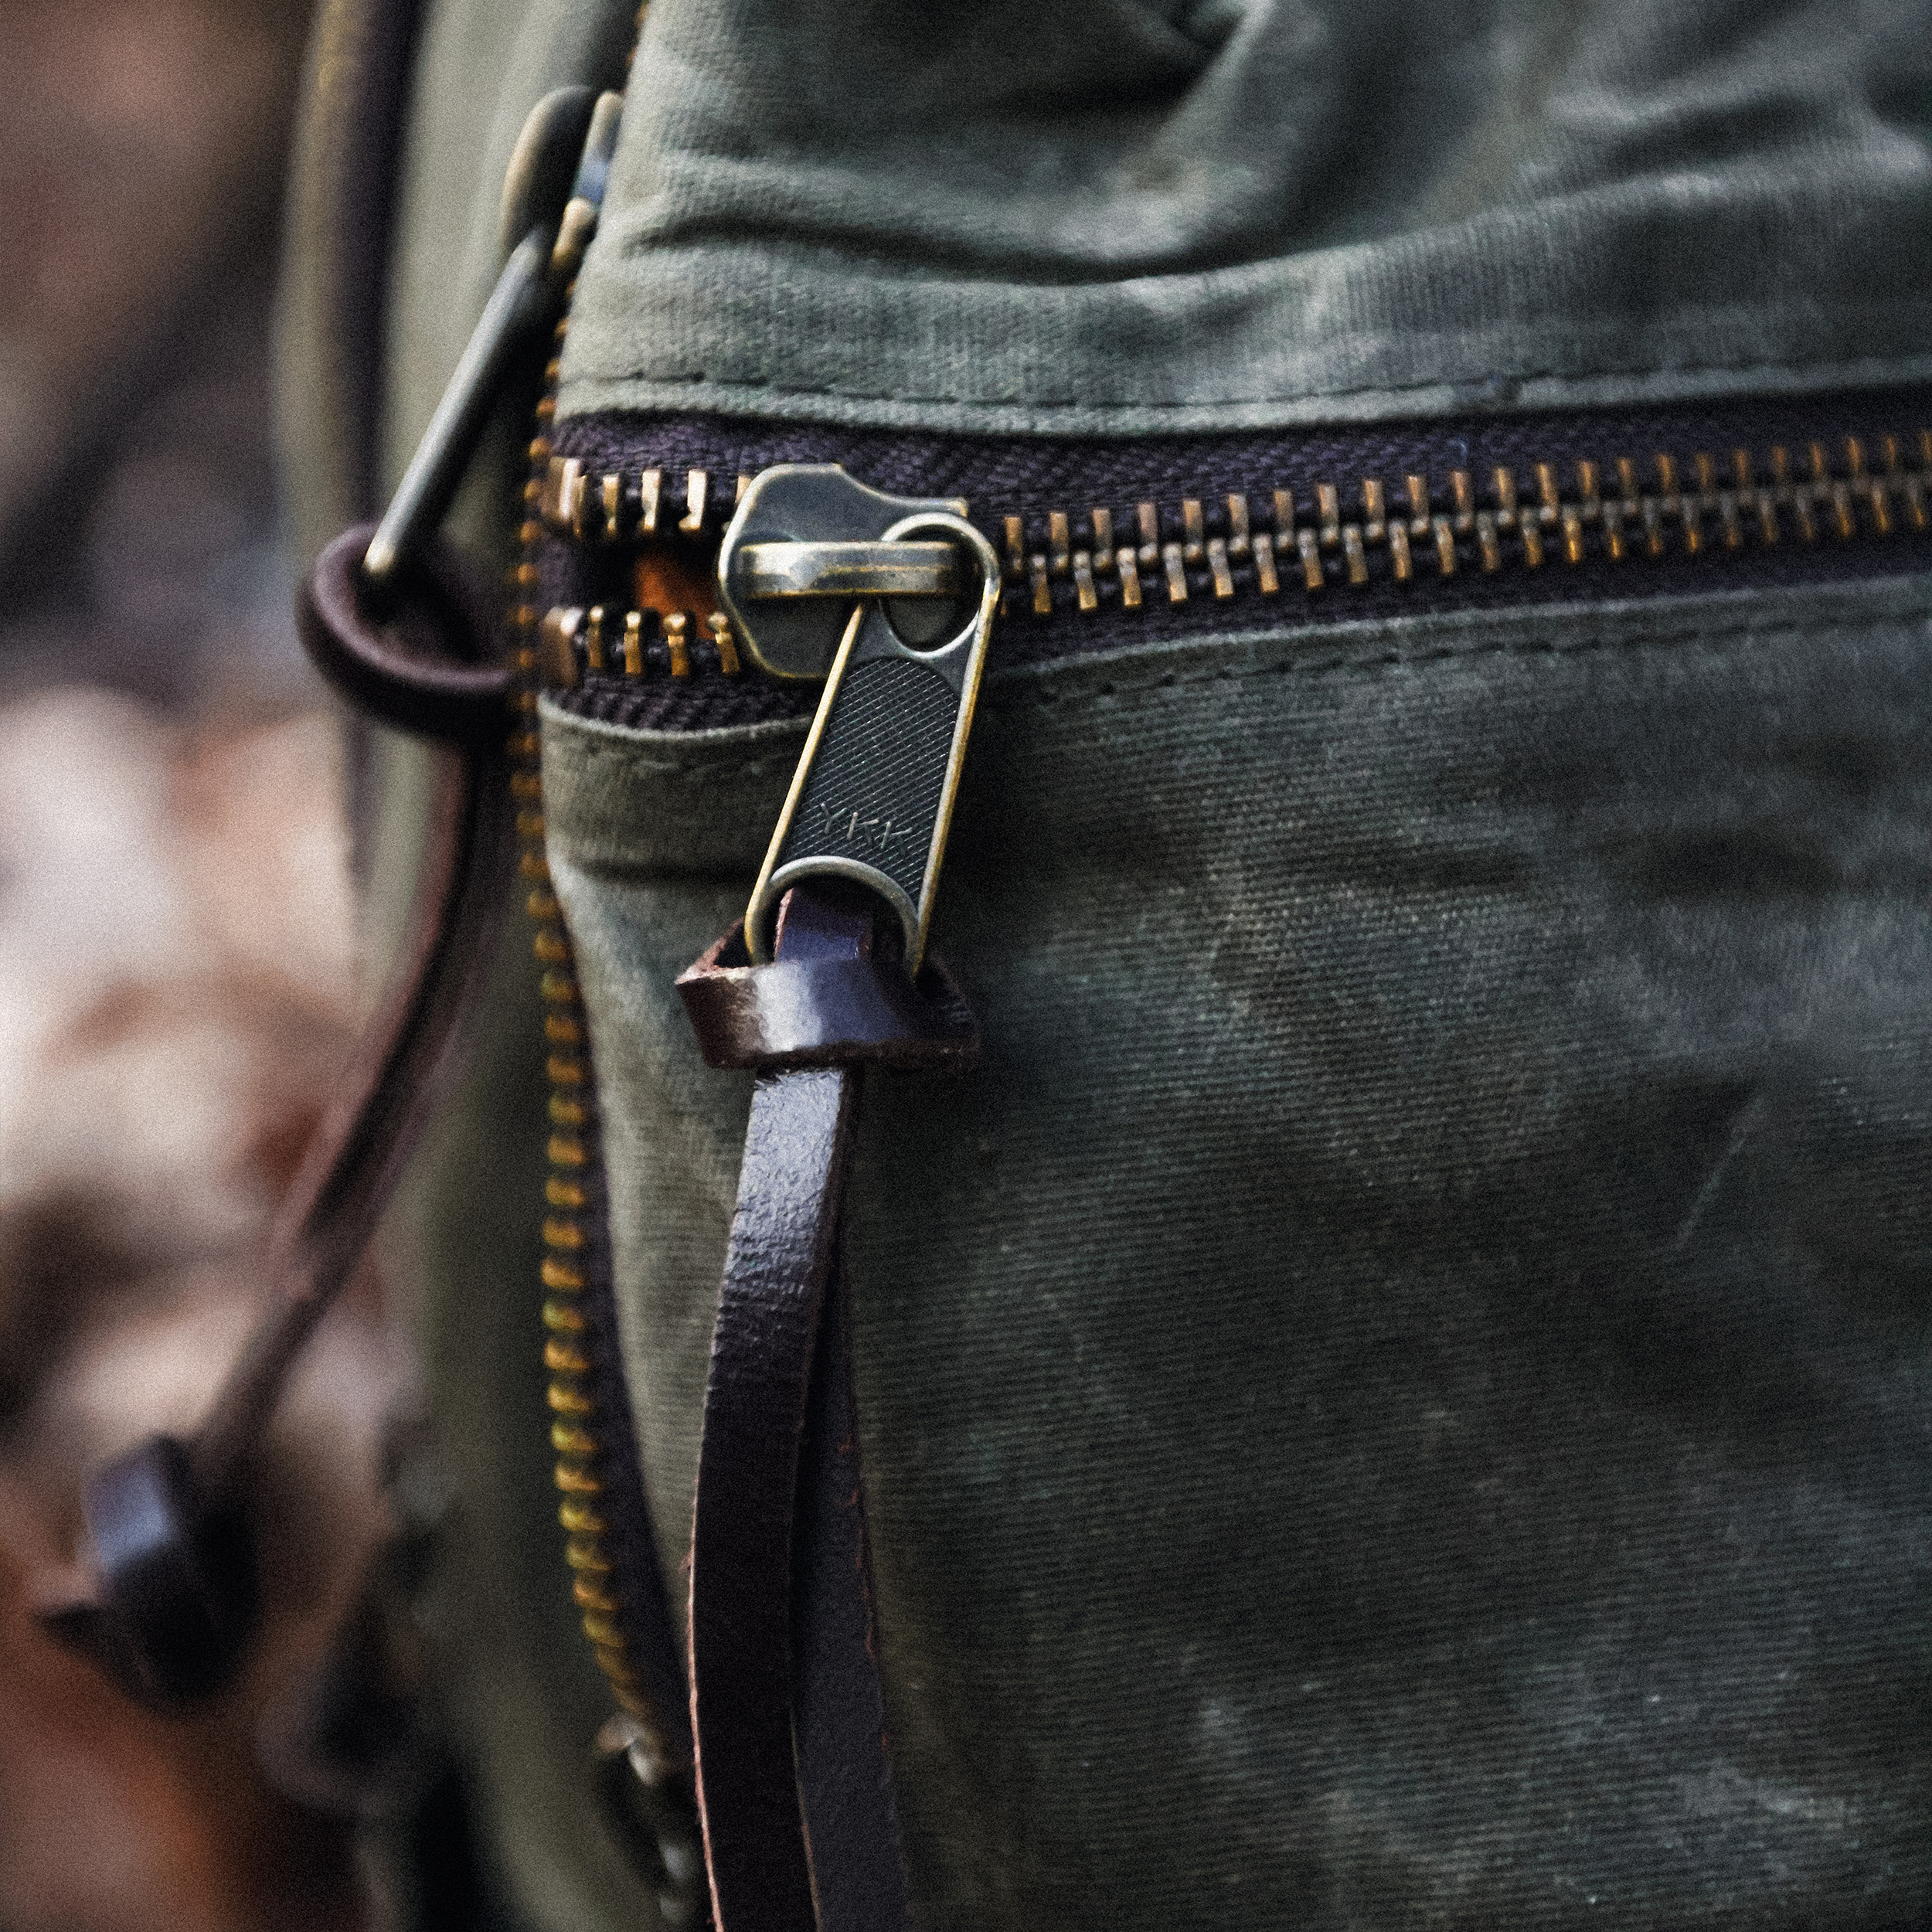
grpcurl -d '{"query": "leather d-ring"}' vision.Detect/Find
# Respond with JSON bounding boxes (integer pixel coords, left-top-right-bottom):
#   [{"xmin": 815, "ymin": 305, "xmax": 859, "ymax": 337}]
[{"xmin": 300, "ymin": 522, "xmax": 511, "ymax": 746}]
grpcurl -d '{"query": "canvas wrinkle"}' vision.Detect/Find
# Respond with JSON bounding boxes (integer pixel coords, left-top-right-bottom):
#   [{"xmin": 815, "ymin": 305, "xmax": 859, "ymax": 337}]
[{"xmin": 558, "ymin": 0, "xmax": 1932, "ymax": 433}]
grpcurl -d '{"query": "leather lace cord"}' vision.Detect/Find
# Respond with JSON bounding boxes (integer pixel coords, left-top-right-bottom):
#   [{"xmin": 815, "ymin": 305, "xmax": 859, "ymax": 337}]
[
  {"xmin": 201, "ymin": 526, "xmax": 516, "ymax": 1500},
  {"xmin": 38, "ymin": 526, "xmax": 515, "ymax": 1706},
  {"xmin": 792, "ymin": 1260, "xmax": 912, "ymax": 1932},
  {"xmin": 678, "ymin": 891, "xmax": 978, "ymax": 1931}
]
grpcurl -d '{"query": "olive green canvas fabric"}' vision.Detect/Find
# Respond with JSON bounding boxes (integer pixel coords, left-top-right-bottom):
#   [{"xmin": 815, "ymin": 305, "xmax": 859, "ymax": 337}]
[
  {"xmin": 270, "ymin": 0, "xmax": 1932, "ymax": 1927},
  {"xmin": 560, "ymin": 0, "xmax": 1932, "ymax": 434},
  {"xmin": 545, "ymin": 576, "xmax": 1932, "ymax": 1927}
]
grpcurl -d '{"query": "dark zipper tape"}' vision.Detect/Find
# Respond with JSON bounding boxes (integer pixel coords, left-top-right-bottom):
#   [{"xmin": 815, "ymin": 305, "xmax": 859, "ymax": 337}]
[{"xmin": 539, "ymin": 389, "xmax": 1932, "ymax": 736}]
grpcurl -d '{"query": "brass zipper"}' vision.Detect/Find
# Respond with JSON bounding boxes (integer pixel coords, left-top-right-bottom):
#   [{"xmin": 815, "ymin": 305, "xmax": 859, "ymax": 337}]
[
  {"xmin": 513, "ymin": 335, "xmax": 681, "ymax": 1768},
  {"xmin": 532, "ymin": 427, "xmax": 1932, "ymax": 686}
]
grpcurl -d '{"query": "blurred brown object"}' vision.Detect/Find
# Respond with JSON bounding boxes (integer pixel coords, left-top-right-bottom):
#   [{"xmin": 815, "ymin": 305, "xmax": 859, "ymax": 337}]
[
  {"xmin": 0, "ymin": 692, "xmax": 390, "ymax": 1930},
  {"xmin": 0, "ymin": 0, "xmax": 320, "ymax": 716},
  {"xmin": 0, "ymin": 1, "xmax": 447, "ymax": 1923},
  {"xmin": 0, "ymin": 0, "xmax": 311, "ymax": 536}
]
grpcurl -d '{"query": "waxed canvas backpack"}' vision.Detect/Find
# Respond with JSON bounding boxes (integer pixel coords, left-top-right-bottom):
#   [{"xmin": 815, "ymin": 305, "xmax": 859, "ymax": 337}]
[{"xmin": 52, "ymin": 3, "xmax": 1932, "ymax": 1927}]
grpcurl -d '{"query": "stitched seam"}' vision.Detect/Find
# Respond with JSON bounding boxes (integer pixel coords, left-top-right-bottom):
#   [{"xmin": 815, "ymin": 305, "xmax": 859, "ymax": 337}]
[
  {"xmin": 1007, "ymin": 600, "xmax": 1932, "ymax": 711},
  {"xmin": 561, "ymin": 347, "xmax": 1932, "ymax": 416}
]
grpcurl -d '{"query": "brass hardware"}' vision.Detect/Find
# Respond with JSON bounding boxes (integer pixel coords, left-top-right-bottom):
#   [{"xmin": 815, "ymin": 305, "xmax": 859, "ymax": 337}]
[
  {"xmin": 505, "ymin": 259, "xmax": 687, "ymax": 1767},
  {"xmin": 1181, "ymin": 499, "xmax": 1205, "ymax": 564},
  {"xmin": 1136, "ymin": 502, "xmax": 1159, "ymax": 565},
  {"xmin": 539, "ymin": 607, "xmax": 583, "ymax": 689},
  {"xmin": 543, "ymin": 456, "xmax": 584, "ymax": 533},
  {"xmin": 1492, "ymin": 467, "xmax": 1519, "ymax": 528},
  {"xmin": 716, "ymin": 466, "xmax": 972, "ymax": 679},
  {"xmin": 730, "ymin": 540, "xmax": 967, "ymax": 600},
  {"xmin": 527, "ymin": 424, "xmax": 1931, "ymax": 671},
  {"xmin": 745, "ymin": 512, "xmax": 1001, "ymax": 970},
  {"xmin": 679, "ymin": 468, "xmax": 707, "ymax": 534},
  {"xmin": 662, "ymin": 613, "xmax": 691, "ymax": 678},
  {"xmin": 707, "ymin": 611, "xmax": 741, "ymax": 675},
  {"xmin": 1362, "ymin": 478, "xmax": 1386, "ymax": 542},
  {"xmin": 1253, "ymin": 530, "xmax": 1280, "ymax": 595},
  {"xmin": 1316, "ymin": 483, "xmax": 1341, "ymax": 546},
  {"xmin": 1535, "ymin": 463, "xmax": 1560, "ymax": 524},
  {"xmin": 1226, "ymin": 494, "xmax": 1250, "ymax": 558}
]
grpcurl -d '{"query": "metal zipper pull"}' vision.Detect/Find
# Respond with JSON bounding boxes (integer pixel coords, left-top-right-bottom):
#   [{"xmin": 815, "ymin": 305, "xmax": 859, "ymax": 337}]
[
  {"xmin": 362, "ymin": 87, "xmax": 623, "ymax": 587},
  {"xmin": 720, "ymin": 468, "xmax": 999, "ymax": 968}
]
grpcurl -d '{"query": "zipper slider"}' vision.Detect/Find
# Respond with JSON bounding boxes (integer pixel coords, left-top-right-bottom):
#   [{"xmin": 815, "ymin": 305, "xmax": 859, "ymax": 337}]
[{"xmin": 721, "ymin": 468, "xmax": 998, "ymax": 969}]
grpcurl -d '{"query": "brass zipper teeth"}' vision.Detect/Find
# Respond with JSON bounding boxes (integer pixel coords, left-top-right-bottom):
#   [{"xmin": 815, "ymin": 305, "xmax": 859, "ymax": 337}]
[
  {"xmin": 541, "ymin": 457, "xmax": 750, "ymax": 543},
  {"xmin": 536, "ymin": 429, "xmax": 1932, "ymax": 676},
  {"xmin": 536, "ymin": 601, "xmax": 743, "ymax": 690},
  {"xmin": 515, "ymin": 323, "xmax": 675, "ymax": 1762},
  {"xmin": 987, "ymin": 431, "xmax": 1932, "ymax": 617}
]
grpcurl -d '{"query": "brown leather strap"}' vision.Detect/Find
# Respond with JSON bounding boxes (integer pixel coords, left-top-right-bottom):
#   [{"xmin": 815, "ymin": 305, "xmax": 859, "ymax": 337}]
[
  {"xmin": 691, "ymin": 1056, "xmax": 859, "ymax": 1931},
  {"xmin": 684, "ymin": 886, "xmax": 975, "ymax": 1930},
  {"xmin": 201, "ymin": 528, "xmax": 515, "ymax": 1498},
  {"xmin": 39, "ymin": 532, "xmax": 515, "ymax": 1706},
  {"xmin": 792, "ymin": 1262, "xmax": 912, "ymax": 1932},
  {"xmin": 300, "ymin": 523, "xmax": 511, "ymax": 747}
]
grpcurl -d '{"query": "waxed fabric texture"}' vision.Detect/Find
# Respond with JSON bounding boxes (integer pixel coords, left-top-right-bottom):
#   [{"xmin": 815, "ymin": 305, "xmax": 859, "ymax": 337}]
[
  {"xmin": 557, "ymin": 0, "xmax": 1932, "ymax": 434},
  {"xmin": 269, "ymin": 2, "xmax": 1932, "ymax": 1927},
  {"xmin": 543, "ymin": 572, "xmax": 1932, "ymax": 1930}
]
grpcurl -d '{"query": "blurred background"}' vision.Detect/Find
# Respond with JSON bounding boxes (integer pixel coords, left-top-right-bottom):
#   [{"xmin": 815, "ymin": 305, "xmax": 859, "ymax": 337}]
[{"xmin": 0, "ymin": 2, "xmax": 403, "ymax": 1925}]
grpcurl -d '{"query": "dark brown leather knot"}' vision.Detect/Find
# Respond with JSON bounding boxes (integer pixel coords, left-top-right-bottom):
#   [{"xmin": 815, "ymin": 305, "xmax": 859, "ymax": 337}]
[
  {"xmin": 675, "ymin": 920, "xmax": 978, "ymax": 1074},
  {"xmin": 299, "ymin": 522, "xmax": 510, "ymax": 747}
]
